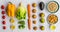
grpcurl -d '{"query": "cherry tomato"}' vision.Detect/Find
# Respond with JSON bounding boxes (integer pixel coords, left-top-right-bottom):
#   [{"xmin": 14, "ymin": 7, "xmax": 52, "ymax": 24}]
[
  {"xmin": 2, "ymin": 21, "xmax": 6, "ymax": 24},
  {"xmin": 1, "ymin": 5, "xmax": 5, "ymax": 9},
  {"xmin": 2, "ymin": 16, "xmax": 5, "ymax": 19},
  {"xmin": 3, "ymin": 26, "xmax": 6, "ymax": 30},
  {"xmin": 1, "ymin": 11, "xmax": 5, "ymax": 14}
]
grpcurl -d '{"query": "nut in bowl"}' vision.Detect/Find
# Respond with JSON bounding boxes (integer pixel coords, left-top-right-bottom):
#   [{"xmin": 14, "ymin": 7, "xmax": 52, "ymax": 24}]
[{"xmin": 47, "ymin": 14, "xmax": 58, "ymax": 24}]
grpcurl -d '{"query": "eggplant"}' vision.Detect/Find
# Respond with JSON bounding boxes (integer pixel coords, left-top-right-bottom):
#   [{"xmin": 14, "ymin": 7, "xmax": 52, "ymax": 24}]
[{"xmin": 39, "ymin": 2, "xmax": 45, "ymax": 10}]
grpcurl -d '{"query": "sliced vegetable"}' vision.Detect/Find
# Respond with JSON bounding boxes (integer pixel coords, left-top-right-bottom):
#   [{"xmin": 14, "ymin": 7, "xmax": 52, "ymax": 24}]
[
  {"xmin": 18, "ymin": 25, "xmax": 25, "ymax": 29},
  {"xmin": 18, "ymin": 21, "xmax": 25, "ymax": 25}
]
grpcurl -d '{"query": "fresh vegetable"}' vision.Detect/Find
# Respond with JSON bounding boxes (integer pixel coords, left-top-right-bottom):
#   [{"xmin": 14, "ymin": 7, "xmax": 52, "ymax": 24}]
[
  {"xmin": 40, "ymin": 18, "xmax": 45, "ymax": 23},
  {"xmin": 33, "ymin": 26, "xmax": 37, "ymax": 30},
  {"xmin": 3, "ymin": 26, "xmax": 6, "ymax": 30},
  {"xmin": 2, "ymin": 21, "xmax": 6, "ymax": 25},
  {"xmin": 27, "ymin": 4, "xmax": 31, "ymax": 30},
  {"xmin": 32, "ymin": 14, "xmax": 37, "ymax": 19},
  {"xmin": 18, "ymin": 21, "xmax": 25, "ymax": 25},
  {"xmin": 10, "ymin": 25, "xmax": 15, "ymax": 30},
  {"xmin": 1, "ymin": 5, "xmax": 5, "ymax": 9},
  {"xmin": 47, "ymin": 1, "xmax": 59, "ymax": 13},
  {"xmin": 32, "ymin": 3, "xmax": 37, "ymax": 7},
  {"xmin": 6, "ymin": 2, "xmax": 16, "ymax": 17},
  {"xmin": 28, "ymin": 19, "xmax": 31, "ymax": 30},
  {"xmin": 27, "ymin": 4, "xmax": 31, "ymax": 18},
  {"xmin": 10, "ymin": 18, "xmax": 15, "ymax": 23},
  {"xmin": 16, "ymin": 3, "xmax": 26, "ymax": 20},
  {"xmin": 18, "ymin": 25, "xmax": 25, "ymax": 29},
  {"xmin": 39, "ymin": 2, "xmax": 45, "ymax": 10},
  {"xmin": 40, "ymin": 26, "xmax": 45, "ymax": 30},
  {"xmin": 32, "ymin": 9, "xmax": 36, "ymax": 13},
  {"xmin": 1, "ymin": 11, "xmax": 5, "ymax": 14},
  {"xmin": 39, "ymin": 13, "xmax": 45, "ymax": 17},
  {"xmin": 50, "ymin": 25, "xmax": 56, "ymax": 30},
  {"xmin": 2, "ymin": 15, "xmax": 5, "ymax": 19}
]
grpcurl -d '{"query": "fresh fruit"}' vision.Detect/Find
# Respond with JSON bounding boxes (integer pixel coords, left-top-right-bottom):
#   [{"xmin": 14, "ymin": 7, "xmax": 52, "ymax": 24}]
[
  {"xmin": 18, "ymin": 21, "xmax": 25, "ymax": 25},
  {"xmin": 6, "ymin": 2, "xmax": 16, "ymax": 17},
  {"xmin": 33, "ymin": 20, "xmax": 36, "ymax": 24},
  {"xmin": 40, "ymin": 26, "xmax": 45, "ymax": 30},
  {"xmin": 3, "ymin": 26, "xmax": 6, "ymax": 30},
  {"xmin": 40, "ymin": 18, "xmax": 45, "ymax": 23},
  {"xmin": 32, "ymin": 3, "xmax": 37, "ymax": 7},
  {"xmin": 1, "ymin": 11, "xmax": 5, "ymax": 14},
  {"xmin": 18, "ymin": 25, "xmax": 25, "ymax": 29},
  {"xmin": 50, "ymin": 25, "xmax": 56, "ymax": 30},
  {"xmin": 2, "ymin": 21, "xmax": 6, "ymax": 25},
  {"xmin": 39, "ymin": 2, "xmax": 45, "ymax": 10},
  {"xmin": 2, "ymin": 16, "xmax": 5, "ymax": 19},
  {"xmin": 32, "ymin": 9, "xmax": 36, "ymax": 13},
  {"xmin": 47, "ymin": 1, "xmax": 59, "ymax": 13},
  {"xmin": 39, "ymin": 13, "xmax": 45, "ymax": 17},
  {"xmin": 47, "ymin": 14, "xmax": 58, "ymax": 24},
  {"xmin": 10, "ymin": 25, "xmax": 15, "ymax": 30},
  {"xmin": 32, "ymin": 14, "xmax": 37, "ymax": 19},
  {"xmin": 1, "ymin": 5, "xmax": 5, "ymax": 9},
  {"xmin": 16, "ymin": 3, "xmax": 26, "ymax": 20},
  {"xmin": 10, "ymin": 18, "xmax": 15, "ymax": 23},
  {"xmin": 33, "ymin": 26, "xmax": 37, "ymax": 30}
]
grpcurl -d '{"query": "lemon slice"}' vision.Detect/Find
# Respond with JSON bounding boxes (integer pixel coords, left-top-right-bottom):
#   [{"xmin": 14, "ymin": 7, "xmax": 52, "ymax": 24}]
[
  {"xmin": 10, "ymin": 25, "xmax": 15, "ymax": 30},
  {"xmin": 10, "ymin": 18, "xmax": 15, "ymax": 23},
  {"xmin": 50, "ymin": 25, "xmax": 56, "ymax": 30}
]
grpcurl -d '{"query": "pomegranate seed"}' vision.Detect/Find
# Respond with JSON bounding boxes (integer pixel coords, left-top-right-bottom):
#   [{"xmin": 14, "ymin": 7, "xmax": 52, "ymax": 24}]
[
  {"xmin": 2, "ymin": 16, "xmax": 5, "ymax": 19},
  {"xmin": 3, "ymin": 26, "xmax": 6, "ymax": 30},
  {"xmin": 1, "ymin": 5, "xmax": 5, "ymax": 9},
  {"xmin": 2, "ymin": 21, "xmax": 6, "ymax": 25},
  {"xmin": 1, "ymin": 11, "xmax": 5, "ymax": 14}
]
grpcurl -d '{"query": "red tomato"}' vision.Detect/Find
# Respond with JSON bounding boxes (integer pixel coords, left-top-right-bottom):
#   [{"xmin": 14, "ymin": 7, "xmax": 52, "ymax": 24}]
[
  {"xmin": 1, "ymin": 11, "xmax": 5, "ymax": 14},
  {"xmin": 3, "ymin": 26, "xmax": 6, "ymax": 30},
  {"xmin": 1, "ymin": 5, "xmax": 5, "ymax": 9},
  {"xmin": 2, "ymin": 21, "xmax": 6, "ymax": 25},
  {"xmin": 2, "ymin": 16, "xmax": 5, "ymax": 19}
]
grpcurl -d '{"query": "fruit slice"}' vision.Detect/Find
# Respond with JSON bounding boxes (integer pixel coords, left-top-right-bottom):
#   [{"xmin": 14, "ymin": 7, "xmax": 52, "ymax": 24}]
[
  {"xmin": 2, "ymin": 21, "xmax": 6, "ymax": 25},
  {"xmin": 3, "ymin": 26, "xmax": 6, "ymax": 30},
  {"xmin": 50, "ymin": 25, "xmax": 56, "ymax": 30},
  {"xmin": 10, "ymin": 25, "xmax": 15, "ymax": 30}
]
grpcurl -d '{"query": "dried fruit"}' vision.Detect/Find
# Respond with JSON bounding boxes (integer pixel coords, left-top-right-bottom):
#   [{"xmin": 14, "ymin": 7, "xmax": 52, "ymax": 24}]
[
  {"xmin": 10, "ymin": 25, "xmax": 15, "ymax": 30},
  {"xmin": 10, "ymin": 18, "xmax": 15, "ymax": 23},
  {"xmin": 39, "ymin": 13, "xmax": 45, "ymax": 17},
  {"xmin": 40, "ymin": 18, "xmax": 45, "ymax": 23}
]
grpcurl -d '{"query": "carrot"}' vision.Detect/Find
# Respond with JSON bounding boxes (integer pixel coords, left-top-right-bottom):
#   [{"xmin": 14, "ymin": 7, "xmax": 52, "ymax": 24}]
[
  {"xmin": 28, "ymin": 19, "xmax": 31, "ymax": 30},
  {"xmin": 27, "ymin": 4, "xmax": 31, "ymax": 19},
  {"xmin": 27, "ymin": 4, "xmax": 31, "ymax": 30}
]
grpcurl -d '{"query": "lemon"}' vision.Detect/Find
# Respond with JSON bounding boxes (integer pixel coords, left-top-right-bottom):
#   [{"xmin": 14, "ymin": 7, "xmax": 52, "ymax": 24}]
[
  {"xmin": 50, "ymin": 25, "xmax": 56, "ymax": 30},
  {"xmin": 10, "ymin": 25, "xmax": 15, "ymax": 30},
  {"xmin": 10, "ymin": 18, "xmax": 15, "ymax": 23}
]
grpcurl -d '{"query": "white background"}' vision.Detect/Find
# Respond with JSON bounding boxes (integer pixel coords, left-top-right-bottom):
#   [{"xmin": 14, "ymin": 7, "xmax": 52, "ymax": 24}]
[{"xmin": 0, "ymin": 0, "xmax": 60, "ymax": 32}]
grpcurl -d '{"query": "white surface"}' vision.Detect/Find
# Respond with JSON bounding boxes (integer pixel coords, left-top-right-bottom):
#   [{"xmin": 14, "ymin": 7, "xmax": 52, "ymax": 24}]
[{"xmin": 0, "ymin": 0, "xmax": 60, "ymax": 32}]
